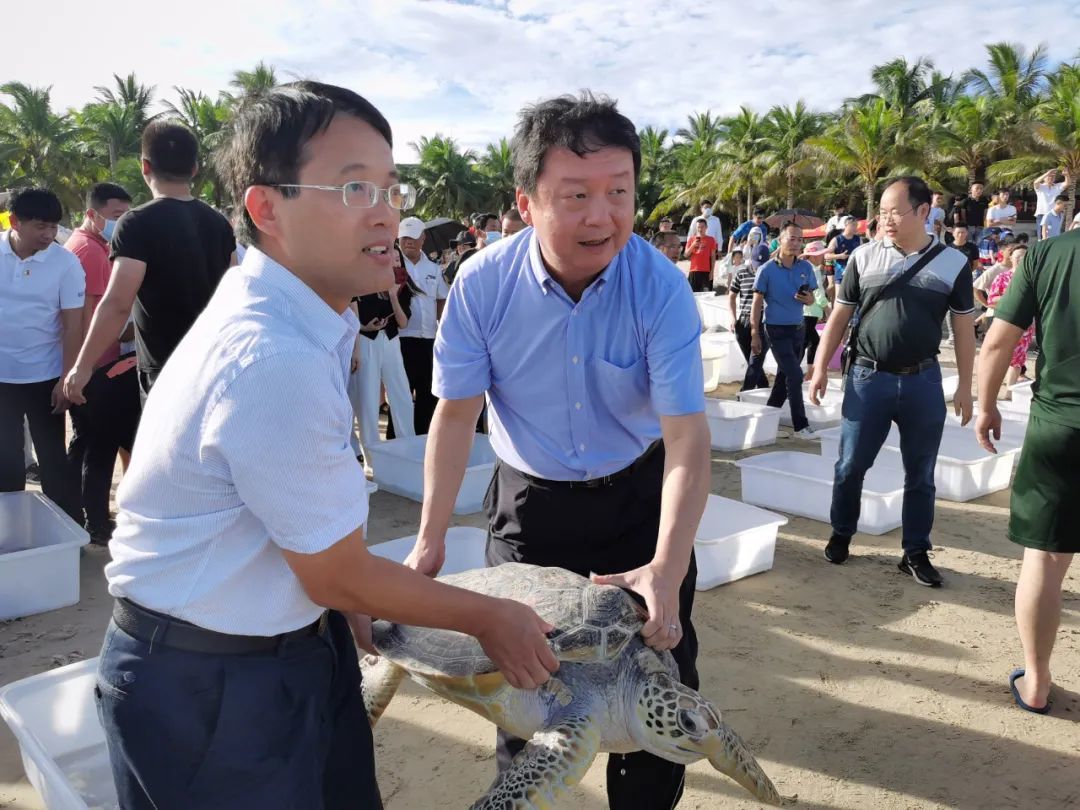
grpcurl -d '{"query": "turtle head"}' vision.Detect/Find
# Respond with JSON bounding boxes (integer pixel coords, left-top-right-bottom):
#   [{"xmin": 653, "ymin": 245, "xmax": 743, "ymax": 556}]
[{"xmin": 632, "ymin": 668, "xmax": 783, "ymax": 806}]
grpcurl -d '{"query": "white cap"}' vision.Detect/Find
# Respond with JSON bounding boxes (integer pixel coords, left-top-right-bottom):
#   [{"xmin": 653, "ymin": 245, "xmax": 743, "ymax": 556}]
[{"xmin": 398, "ymin": 217, "xmax": 425, "ymax": 240}]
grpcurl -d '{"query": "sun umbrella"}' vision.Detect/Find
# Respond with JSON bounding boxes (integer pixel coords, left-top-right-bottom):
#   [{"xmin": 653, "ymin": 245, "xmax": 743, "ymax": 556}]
[
  {"xmin": 422, "ymin": 217, "xmax": 467, "ymax": 257},
  {"xmin": 765, "ymin": 209, "xmax": 824, "ymax": 229}
]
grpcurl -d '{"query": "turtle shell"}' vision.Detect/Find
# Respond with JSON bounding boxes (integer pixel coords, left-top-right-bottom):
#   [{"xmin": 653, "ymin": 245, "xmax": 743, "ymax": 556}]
[{"xmin": 372, "ymin": 563, "xmax": 647, "ymax": 678}]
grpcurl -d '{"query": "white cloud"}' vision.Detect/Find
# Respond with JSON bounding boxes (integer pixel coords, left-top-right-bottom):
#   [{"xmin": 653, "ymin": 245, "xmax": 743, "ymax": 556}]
[{"xmin": 8, "ymin": 0, "xmax": 1080, "ymax": 162}]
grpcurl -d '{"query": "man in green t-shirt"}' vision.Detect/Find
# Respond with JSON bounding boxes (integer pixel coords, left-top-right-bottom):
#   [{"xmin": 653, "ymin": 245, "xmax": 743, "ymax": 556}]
[{"xmin": 976, "ymin": 228, "xmax": 1080, "ymax": 715}]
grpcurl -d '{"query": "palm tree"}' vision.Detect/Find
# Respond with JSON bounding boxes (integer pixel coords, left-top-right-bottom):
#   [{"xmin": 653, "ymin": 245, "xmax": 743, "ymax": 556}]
[
  {"xmin": 933, "ymin": 96, "xmax": 1009, "ymax": 187},
  {"xmin": 476, "ymin": 137, "xmax": 515, "ymax": 213},
  {"xmin": 963, "ymin": 42, "xmax": 1049, "ymax": 109},
  {"xmin": 409, "ymin": 134, "xmax": 484, "ymax": 219},
  {"xmin": 851, "ymin": 57, "xmax": 939, "ymax": 118},
  {"xmin": 807, "ymin": 99, "xmax": 906, "ymax": 218},
  {"xmin": 759, "ymin": 101, "xmax": 826, "ymax": 208},
  {"xmin": 675, "ymin": 111, "xmax": 723, "ymax": 149},
  {"xmin": 93, "ymin": 73, "xmax": 155, "ymax": 130},
  {"xmin": 226, "ymin": 62, "xmax": 278, "ymax": 109},
  {"xmin": 636, "ymin": 126, "xmax": 672, "ymax": 224},
  {"xmin": 989, "ymin": 66, "xmax": 1080, "ymax": 222},
  {"xmin": 0, "ymin": 82, "xmax": 88, "ymax": 212},
  {"xmin": 79, "ymin": 102, "xmax": 141, "ymax": 171},
  {"xmin": 718, "ymin": 107, "xmax": 767, "ymax": 217}
]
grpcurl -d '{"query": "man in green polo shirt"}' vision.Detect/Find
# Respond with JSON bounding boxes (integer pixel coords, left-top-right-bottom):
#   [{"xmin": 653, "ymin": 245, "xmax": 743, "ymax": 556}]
[{"xmin": 976, "ymin": 228, "xmax": 1080, "ymax": 715}]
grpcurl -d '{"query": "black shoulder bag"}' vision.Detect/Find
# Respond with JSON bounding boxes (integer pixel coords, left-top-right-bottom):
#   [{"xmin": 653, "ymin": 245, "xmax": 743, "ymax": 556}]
[{"xmin": 840, "ymin": 243, "xmax": 946, "ymax": 377}]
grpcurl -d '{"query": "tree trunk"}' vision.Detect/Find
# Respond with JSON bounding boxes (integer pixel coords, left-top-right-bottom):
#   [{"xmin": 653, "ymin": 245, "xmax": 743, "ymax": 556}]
[
  {"xmin": 787, "ymin": 171, "xmax": 796, "ymax": 209},
  {"xmin": 108, "ymin": 143, "xmax": 117, "ymax": 174},
  {"xmin": 865, "ymin": 180, "xmax": 877, "ymax": 221},
  {"xmin": 747, "ymin": 184, "xmax": 753, "ymax": 214},
  {"xmin": 1066, "ymin": 176, "xmax": 1078, "ymax": 226}
]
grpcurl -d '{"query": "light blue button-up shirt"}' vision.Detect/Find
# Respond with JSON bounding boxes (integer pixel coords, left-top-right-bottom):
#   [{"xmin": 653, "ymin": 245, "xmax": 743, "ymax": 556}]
[
  {"xmin": 433, "ymin": 228, "xmax": 704, "ymax": 481},
  {"xmin": 105, "ymin": 248, "xmax": 368, "ymax": 636}
]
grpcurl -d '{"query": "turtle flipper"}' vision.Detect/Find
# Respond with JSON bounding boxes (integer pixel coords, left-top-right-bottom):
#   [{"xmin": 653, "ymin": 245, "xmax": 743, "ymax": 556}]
[
  {"xmin": 470, "ymin": 711, "xmax": 600, "ymax": 810},
  {"xmin": 360, "ymin": 654, "xmax": 406, "ymax": 728}
]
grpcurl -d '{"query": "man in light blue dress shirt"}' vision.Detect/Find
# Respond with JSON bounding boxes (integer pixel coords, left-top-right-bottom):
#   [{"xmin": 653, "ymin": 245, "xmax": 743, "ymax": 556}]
[
  {"xmin": 406, "ymin": 93, "xmax": 711, "ymax": 808},
  {"xmin": 93, "ymin": 82, "xmax": 557, "ymax": 810}
]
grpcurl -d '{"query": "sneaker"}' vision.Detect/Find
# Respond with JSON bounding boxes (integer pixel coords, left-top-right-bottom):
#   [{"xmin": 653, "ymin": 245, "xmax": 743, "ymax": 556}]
[
  {"xmin": 85, "ymin": 518, "xmax": 116, "ymax": 546},
  {"xmin": 898, "ymin": 551, "xmax": 944, "ymax": 587},
  {"xmin": 793, "ymin": 426, "xmax": 817, "ymax": 439},
  {"xmin": 824, "ymin": 534, "xmax": 850, "ymax": 564}
]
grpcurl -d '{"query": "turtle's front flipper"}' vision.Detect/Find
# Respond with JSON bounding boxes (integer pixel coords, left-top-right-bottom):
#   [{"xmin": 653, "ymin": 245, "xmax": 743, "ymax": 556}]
[
  {"xmin": 470, "ymin": 710, "xmax": 600, "ymax": 810},
  {"xmin": 360, "ymin": 654, "xmax": 406, "ymax": 728}
]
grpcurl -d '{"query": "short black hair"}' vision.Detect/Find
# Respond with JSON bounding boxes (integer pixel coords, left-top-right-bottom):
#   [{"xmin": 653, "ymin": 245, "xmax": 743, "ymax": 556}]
[
  {"xmin": 502, "ymin": 207, "xmax": 524, "ymax": 223},
  {"xmin": 700, "ymin": 199, "xmax": 712, "ymax": 207},
  {"xmin": 882, "ymin": 175, "xmax": 932, "ymax": 212},
  {"xmin": 86, "ymin": 182, "xmax": 132, "ymax": 210},
  {"xmin": 511, "ymin": 91, "xmax": 640, "ymax": 193},
  {"xmin": 9, "ymin": 187, "xmax": 62, "ymax": 223},
  {"xmin": 659, "ymin": 215, "xmax": 672, "ymax": 223},
  {"xmin": 752, "ymin": 208, "xmax": 766, "ymax": 217},
  {"xmin": 833, "ymin": 201, "xmax": 846, "ymax": 209},
  {"xmin": 141, "ymin": 119, "xmax": 200, "ymax": 182},
  {"xmin": 1055, "ymin": 194, "xmax": 1070, "ymax": 203},
  {"xmin": 479, "ymin": 214, "xmax": 499, "ymax": 230},
  {"xmin": 731, "ymin": 248, "xmax": 744, "ymax": 258},
  {"xmin": 867, "ymin": 218, "xmax": 879, "ymax": 236},
  {"xmin": 779, "ymin": 220, "xmax": 801, "ymax": 234},
  {"xmin": 1015, "ymin": 233, "xmax": 1030, "ymax": 244},
  {"xmin": 997, "ymin": 187, "xmax": 1010, "ymax": 194},
  {"xmin": 214, "ymin": 81, "xmax": 393, "ymax": 246}
]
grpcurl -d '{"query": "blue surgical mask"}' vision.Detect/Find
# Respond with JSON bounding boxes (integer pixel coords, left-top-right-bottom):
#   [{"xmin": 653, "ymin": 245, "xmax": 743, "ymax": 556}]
[
  {"xmin": 100, "ymin": 218, "xmax": 117, "ymax": 241},
  {"xmin": 702, "ymin": 207, "xmax": 713, "ymax": 217},
  {"xmin": 485, "ymin": 230, "xmax": 501, "ymax": 244}
]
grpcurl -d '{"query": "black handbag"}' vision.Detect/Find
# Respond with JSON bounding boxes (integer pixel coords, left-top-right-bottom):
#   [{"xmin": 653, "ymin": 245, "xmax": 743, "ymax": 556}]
[{"xmin": 840, "ymin": 243, "xmax": 947, "ymax": 377}]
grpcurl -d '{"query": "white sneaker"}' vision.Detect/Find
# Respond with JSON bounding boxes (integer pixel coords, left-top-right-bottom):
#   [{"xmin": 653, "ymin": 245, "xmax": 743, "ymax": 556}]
[{"xmin": 793, "ymin": 426, "xmax": 817, "ymax": 439}]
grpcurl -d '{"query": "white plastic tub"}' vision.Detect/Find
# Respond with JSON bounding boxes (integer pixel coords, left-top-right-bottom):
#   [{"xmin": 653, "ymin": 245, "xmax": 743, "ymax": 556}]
[
  {"xmin": 368, "ymin": 526, "xmax": 487, "ymax": 575},
  {"xmin": 0, "ymin": 657, "xmax": 114, "ymax": 810},
  {"xmin": 736, "ymin": 384, "xmax": 843, "ymax": 430},
  {"xmin": 1008, "ymin": 380, "xmax": 1033, "ymax": 412},
  {"xmin": 947, "ymin": 404, "xmax": 1029, "ymax": 433},
  {"xmin": 0, "ymin": 492, "xmax": 89, "ymax": 621},
  {"xmin": 704, "ymin": 399, "xmax": 781, "ymax": 451},
  {"xmin": 694, "ymin": 293, "xmax": 733, "ymax": 331},
  {"xmin": 941, "ymin": 373, "xmax": 960, "ymax": 402},
  {"xmin": 368, "ymin": 435, "xmax": 495, "ymax": 514},
  {"xmin": 700, "ymin": 333, "xmax": 747, "ymax": 390},
  {"xmin": 815, "ymin": 425, "xmax": 1019, "ymax": 502},
  {"xmin": 736, "ymin": 451, "xmax": 905, "ymax": 534},
  {"xmin": 694, "ymin": 495, "xmax": 787, "ymax": 590}
]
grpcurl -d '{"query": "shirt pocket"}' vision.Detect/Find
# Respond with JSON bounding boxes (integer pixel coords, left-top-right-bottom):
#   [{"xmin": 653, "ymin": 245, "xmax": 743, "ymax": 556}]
[{"xmin": 592, "ymin": 355, "xmax": 650, "ymax": 420}]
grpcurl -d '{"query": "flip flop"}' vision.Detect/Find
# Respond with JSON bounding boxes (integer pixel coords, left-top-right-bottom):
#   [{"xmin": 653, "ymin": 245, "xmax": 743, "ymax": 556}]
[{"xmin": 1009, "ymin": 668, "xmax": 1051, "ymax": 714}]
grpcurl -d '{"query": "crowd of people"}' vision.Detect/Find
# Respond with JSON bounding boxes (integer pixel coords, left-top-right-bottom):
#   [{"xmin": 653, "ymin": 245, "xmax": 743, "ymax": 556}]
[{"xmin": 0, "ymin": 80, "xmax": 1078, "ymax": 808}]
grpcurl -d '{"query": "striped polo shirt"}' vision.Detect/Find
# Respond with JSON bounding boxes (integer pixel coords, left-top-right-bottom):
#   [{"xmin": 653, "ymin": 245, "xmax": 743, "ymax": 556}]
[{"xmin": 837, "ymin": 236, "xmax": 975, "ymax": 368}]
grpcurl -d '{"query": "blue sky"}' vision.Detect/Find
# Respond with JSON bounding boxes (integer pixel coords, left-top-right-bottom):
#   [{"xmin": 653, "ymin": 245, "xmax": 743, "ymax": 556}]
[{"xmin": 10, "ymin": 0, "xmax": 1080, "ymax": 162}]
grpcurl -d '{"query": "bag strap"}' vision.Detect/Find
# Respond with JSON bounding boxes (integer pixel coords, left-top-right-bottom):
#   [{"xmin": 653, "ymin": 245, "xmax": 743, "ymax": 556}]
[{"xmin": 854, "ymin": 242, "xmax": 946, "ymax": 329}]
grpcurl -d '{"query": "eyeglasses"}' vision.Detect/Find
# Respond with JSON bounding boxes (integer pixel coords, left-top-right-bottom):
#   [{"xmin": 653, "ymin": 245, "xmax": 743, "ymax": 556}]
[
  {"xmin": 271, "ymin": 181, "xmax": 416, "ymax": 210},
  {"xmin": 878, "ymin": 207, "xmax": 916, "ymax": 222}
]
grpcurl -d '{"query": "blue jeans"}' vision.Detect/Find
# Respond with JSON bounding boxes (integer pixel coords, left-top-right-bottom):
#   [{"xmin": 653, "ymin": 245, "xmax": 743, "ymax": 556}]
[
  {"xmin": 96, "ymin": 609, "xmax": 381, "ymax": 810},
  {"xmin": 749, "ymin": 324, "xmax": 808, "ymax": 431},
  {"xmin": 830, "ymin": 362, "xmax": 946, "ymax": 552}
]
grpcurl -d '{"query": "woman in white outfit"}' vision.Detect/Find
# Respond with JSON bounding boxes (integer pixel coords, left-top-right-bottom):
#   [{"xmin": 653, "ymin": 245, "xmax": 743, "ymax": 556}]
[{"xmin": 348, "ymin": 245, "xmax": 419, "ymax": 467}]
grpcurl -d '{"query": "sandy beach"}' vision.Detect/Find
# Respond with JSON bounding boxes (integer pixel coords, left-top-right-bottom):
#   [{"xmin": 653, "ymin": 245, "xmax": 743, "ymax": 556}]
[{"xmin": 3, "ymin": 356, "xmax": 1079, "ymax": 809}]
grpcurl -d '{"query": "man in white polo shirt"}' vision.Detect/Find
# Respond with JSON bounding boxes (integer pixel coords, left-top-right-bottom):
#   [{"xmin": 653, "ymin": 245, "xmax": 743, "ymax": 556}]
[
  {"xmin": 92, "ymin": 82, "xmax": 556, "ymax": 810},
  {"xmin": 0, "ymin": 188, "xmax": 83, "ymax": 519},
  {"xmin": 395, "ymin": 215, "xmax": 448, "ymax": 435}
]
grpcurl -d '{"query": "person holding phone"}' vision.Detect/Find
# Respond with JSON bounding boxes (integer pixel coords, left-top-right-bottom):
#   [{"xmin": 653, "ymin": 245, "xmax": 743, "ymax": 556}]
[
  {"xmin": 683, "ymin": 218, "xmax": 717, "ymax": 292},
  {"xmin": 348, "ymin": 244, "xmax": 420, "ymax": 469}
]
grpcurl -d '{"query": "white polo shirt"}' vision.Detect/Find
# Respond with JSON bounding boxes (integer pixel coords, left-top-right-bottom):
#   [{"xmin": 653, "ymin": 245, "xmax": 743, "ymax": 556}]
[
  {"xmin": 0, "ymin": 232, "xmax": 85, "ymax": 383},
  {"xmin": 398, "ymin": 253, "xmax": 448, "ymax": 339},
  {"xmin": 1035, "ymin": 181, "xmax": 1065, "ymax": 216},
  {"xmin": 105, "ymin": 248, "xmax": 369, "ymax": 636}
]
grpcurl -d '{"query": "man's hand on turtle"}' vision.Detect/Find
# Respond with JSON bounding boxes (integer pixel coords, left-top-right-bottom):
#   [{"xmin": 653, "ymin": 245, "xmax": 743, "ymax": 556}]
[
  {"xmin": 476, "ymin": 600, "xmax": 559, "ymax": 690},
  {"xmin": 345, "ymin": 611, "xmax": 376, "ymax": 655},
  {"xmin": 403, "ymin": 535, "xmax": 445, "ymax": 578},
  {"xmin": 591, "ymin": 562, "xmax": 683, "ymax": 652}
]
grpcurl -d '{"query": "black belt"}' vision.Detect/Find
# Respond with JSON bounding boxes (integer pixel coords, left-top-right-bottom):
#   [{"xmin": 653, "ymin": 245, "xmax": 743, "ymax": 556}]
[
  {"xmin": 513, "ymin": 440, "xmax": 661, "ymax": 490},
  {"xmin": 853, "ymin": 357, "xmax": 937, "ymax": 375},
  {"xmin": 112, "ymin": 598, "xmax": 326, "ymax": 655}
]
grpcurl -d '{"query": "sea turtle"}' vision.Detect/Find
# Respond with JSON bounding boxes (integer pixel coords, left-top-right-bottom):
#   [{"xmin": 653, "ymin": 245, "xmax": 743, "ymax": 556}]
[{"xmin": 361, "ymin": 562, "xmax": 784, "ymax": 809}]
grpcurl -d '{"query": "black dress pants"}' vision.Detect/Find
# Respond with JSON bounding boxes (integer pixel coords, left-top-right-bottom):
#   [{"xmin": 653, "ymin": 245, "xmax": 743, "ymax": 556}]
[
  {"xmin": 67, "ymin": 354, "xmax": 141, "ymax": 531},
  {"xmin": 396, "ymin": 337, "xmax": 437, "ymax": 436},
  {"xmin": 484, "ymin": 443, "xmax": 699, "ymax": 809},
  {"xmin": 0, "ymin": 378, "xmax": 80, "ymax": 520}
]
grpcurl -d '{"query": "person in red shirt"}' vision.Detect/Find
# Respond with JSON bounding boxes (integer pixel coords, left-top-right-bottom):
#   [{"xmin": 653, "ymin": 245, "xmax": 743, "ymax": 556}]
[
  {"xmin": 65, "ymin": 183, "xmax": 133, "ymax": 368},
  {"xmin": 683, "ymin": 218, "xmax": 717, "ymax": 292},
  {"xmin": 64, "ymin": 182, "xmax": 134, "ymax": 543}
]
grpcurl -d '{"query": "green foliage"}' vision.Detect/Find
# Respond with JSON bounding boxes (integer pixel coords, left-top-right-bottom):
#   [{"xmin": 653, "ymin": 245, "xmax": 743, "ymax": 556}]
[{"xmin": 0, "ymin": 45, "xmax": 1075, "ymax": 228}]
